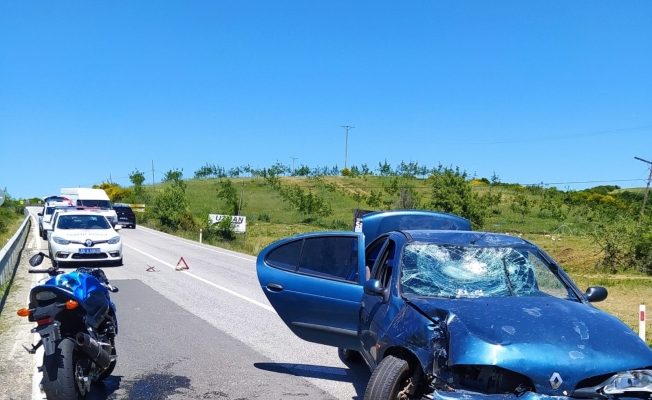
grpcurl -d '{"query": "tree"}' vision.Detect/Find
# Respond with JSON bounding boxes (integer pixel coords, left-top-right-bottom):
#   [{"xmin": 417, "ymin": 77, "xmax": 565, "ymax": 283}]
[
  {"xmin": 93, "ymin": 182, "xmax": 130, "ymax": 202},
  {"xmin": 216, "ymin": 178, "xmax": 242, "ymax": 215},
  {"xmin": 163, "ymin": 168, "xmax": 184, "ymax": 184},
  {"xmin": 149, "ymin": 177, "xmax": 189, "ymax": 230},
  {"xmin": 377, "ymin": 160, "xmax": 392, "ymax": 176},
  {"xmin": 510, "ymin": 189, "xmax": 534, "ymax": 223},
  {"xmin": 429, "ymin": 167, "xmax": 485, "ymax": 228},
  {"xmin": 129, "ymin": 169, "xmax": 147, "ymax": 202}
]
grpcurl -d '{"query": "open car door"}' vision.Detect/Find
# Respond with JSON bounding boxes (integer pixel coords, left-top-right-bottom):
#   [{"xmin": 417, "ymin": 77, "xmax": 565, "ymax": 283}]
[{"xmin": 256, "ymin": 232, "xmax": 365, "ymax": 351}]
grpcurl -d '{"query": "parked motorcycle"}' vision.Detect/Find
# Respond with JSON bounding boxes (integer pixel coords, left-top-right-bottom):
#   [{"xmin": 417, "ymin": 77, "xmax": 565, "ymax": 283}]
[{"xmin": 17, "ymin": 252, "xmax": 119, "ymax": 399}]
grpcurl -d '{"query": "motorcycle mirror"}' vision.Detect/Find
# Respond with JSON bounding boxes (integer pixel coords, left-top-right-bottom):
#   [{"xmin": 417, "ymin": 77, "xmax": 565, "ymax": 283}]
[{"xmin": 29, "ymin": 252, "xmax": 45, "ymax": 267}]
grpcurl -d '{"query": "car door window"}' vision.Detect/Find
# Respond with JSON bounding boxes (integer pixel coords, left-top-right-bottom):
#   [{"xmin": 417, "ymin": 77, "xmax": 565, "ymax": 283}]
[
  {"xmin": 298, "ymin": 236, "xmax": 359, "ymax": 282},
  {"xmin": 365, "ymin": 237, "xmax": 387, "ymax": 281},
  {"xmin": 265, "ymin": 239, "xmax": 303, "ymax": 271},
  {"xmin": 265, "ymin": 236, "xmax": 360, "ymax": 282},
  {"xmin": 371, "ymin": 240, "xmax": 397, "ymax": 289}
]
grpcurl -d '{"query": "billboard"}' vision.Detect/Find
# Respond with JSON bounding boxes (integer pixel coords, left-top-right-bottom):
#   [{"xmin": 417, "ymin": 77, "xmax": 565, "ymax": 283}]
[{"xmin": 208, "ymin": 214, "xmax": 247, "ymax": 233}]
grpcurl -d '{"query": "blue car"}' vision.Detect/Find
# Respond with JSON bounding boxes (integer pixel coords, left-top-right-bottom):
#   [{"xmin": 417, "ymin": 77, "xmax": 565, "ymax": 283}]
[{"xmin": 256, "ymin": 210, "xmax": 652, "ymax": 400}]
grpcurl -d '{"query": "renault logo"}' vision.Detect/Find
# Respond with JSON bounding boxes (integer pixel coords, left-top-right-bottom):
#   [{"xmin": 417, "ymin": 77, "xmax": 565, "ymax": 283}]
[
  {"xmin": 549, "ymin": 372, "xmax": 563, "ymax": 389},
  {"xmin": 85, "ymin": 239, "xmax": 93, "ymax": 247}
]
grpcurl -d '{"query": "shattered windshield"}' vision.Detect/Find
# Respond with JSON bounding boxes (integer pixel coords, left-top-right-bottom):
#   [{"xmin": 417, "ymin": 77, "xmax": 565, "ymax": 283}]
[{"xmin": 400, "ymin": 244, "xmax": 576, "ymax": 300}]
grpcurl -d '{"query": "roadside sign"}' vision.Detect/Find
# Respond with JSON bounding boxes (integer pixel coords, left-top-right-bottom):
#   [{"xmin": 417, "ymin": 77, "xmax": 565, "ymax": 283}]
[{"xmin": 208, "ymin": 214, "xmax": 247, "ymax": 233}]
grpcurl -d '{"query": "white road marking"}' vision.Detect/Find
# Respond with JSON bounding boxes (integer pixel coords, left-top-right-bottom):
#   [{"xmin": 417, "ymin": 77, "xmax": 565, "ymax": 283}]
[
  {"xmin": 123, "ymin": 243, "xmax": 276, "ymax": 313},
  {"xmin": 134, "ymin": 226, "xmax": 255, "ymax": 262}
]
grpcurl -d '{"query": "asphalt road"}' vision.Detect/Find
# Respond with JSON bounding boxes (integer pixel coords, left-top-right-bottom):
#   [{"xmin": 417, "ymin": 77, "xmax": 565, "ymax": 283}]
[{"xmin": 4, "ymin": 207, "xmax": 371, "ymax": 399}]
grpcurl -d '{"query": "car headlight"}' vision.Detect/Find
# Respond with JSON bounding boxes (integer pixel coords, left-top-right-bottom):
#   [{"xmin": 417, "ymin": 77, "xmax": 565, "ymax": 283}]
[
  {"xmin": 107, "ymin": 236, "xmax": 120, "ymax": 244},
  {"xmin": 52, "ymin": 236, "xmax": 70, "ymax": 245}
]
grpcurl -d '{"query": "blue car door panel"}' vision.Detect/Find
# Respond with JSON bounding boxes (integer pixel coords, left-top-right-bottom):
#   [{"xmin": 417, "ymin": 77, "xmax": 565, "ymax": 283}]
[{"xmin": 256, "ymin": 232, "xmax": 366, "ymax": 350}]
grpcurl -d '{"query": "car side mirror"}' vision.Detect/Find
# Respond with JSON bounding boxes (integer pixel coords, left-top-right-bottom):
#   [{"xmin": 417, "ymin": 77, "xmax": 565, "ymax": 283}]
[
  {"xmin": 585, "ymin": 286, "xmax": 608, "ymax": 302},
  {"xmin": 29, "ymin": 252, "xmax": 45, "ymax": 267},
  {"xmin": 364, "ymin": 279, "xmax": 385, "ymax": 296},
  {"xmin": 38, "ymin": 212, "xmax": 43, "ymax": 216}
]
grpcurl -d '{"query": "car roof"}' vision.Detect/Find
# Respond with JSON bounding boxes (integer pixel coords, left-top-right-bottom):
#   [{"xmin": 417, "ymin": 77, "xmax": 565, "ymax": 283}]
[
  {"xmin": 402, "ymin": 230, "xmax": 533, "ymax": 247},
  {"xmin": 360, "ymin": 210, "xmax": 472, "ymax": 243}
]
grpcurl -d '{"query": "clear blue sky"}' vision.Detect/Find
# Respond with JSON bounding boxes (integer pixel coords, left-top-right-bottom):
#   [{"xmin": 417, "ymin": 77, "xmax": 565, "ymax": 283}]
[{"xmin": 1, "ymin": 1, "xmax": 651, "ymax": 199}]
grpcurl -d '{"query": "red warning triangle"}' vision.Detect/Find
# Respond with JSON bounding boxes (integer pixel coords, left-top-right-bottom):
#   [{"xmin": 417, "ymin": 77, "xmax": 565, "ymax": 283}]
[{"xmin": 176, "ymin": 257, "xmax": 189, "ymax": 270}]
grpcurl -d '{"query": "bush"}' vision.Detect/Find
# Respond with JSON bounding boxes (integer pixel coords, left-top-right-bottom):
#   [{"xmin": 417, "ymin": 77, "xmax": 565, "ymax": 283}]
[
  {"xmin": 149, "ymin": 182, "xmax": 189, "ymax": 230},
  {"xmin": 212, "ymin": 216, "xmax": 236, "ymax": 241},
  {"xmin": 631, "ymin": 217, "xmax": 652, "ymax": 274}
]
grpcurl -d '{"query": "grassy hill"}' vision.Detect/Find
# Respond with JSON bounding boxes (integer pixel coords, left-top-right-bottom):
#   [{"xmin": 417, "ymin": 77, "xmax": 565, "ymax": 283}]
[{"xmin": 134, "ymin": 175, "xmax": 651, "ymax": 343}]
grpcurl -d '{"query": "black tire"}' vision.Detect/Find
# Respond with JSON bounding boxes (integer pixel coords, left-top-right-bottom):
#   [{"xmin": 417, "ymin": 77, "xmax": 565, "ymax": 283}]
[
  {"xmin": 364, "ymin": 356, "xmax": 412, "ymax": 400},
  {"xmin": 338, "ymin": 348, "xmax": 362, "ymax": 363},
  {"xmin": 42, "ymin": 338, "xmax": 85, "ymax": 399}
]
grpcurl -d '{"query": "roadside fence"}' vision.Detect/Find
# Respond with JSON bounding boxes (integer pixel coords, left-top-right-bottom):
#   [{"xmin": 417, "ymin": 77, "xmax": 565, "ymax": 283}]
[{"xmin": 0, "ymin": 210, "xmax": 31, "ymax": 288}]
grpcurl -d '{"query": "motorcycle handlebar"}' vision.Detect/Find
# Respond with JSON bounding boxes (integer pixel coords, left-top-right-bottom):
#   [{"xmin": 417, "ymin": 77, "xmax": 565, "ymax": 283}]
[{"xmin": 28, "ymin": 269, "xmax": 52, "ymax": 274}]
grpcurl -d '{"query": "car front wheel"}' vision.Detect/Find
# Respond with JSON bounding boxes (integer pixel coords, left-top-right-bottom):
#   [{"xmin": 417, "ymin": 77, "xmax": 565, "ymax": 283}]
[{"xmin": 364, "ymin": 355, "xmax": 415, "ymax": 400}]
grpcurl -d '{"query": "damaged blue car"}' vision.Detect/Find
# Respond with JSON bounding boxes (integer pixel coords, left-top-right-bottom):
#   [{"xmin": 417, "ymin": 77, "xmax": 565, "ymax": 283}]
[{"xmin": 256, "ymin": 210, "xmax": 652, "ymax": 400}]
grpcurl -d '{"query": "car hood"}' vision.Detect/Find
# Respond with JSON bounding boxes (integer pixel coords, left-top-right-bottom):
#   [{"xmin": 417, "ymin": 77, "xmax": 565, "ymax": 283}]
[
  {"xmin": 408, "ymin": 296, "xmax": 652, "ymax": 395},
  {"xmin": 55, "ymin": 230, "xmax": 115, "ymax": 240}
]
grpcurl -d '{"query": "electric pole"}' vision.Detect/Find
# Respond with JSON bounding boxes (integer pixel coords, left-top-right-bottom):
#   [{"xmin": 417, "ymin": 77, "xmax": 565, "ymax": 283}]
[
  {"xmin": 290, "ymin": 157, "xmax": 298, "ymax": 174},
  {"xmin": 341, "ymin": 125, "xmax": 355, "ymax": 169},
  {"xmin": 635, "ymin": 156, "xmax": 652, "ymax": 226}
]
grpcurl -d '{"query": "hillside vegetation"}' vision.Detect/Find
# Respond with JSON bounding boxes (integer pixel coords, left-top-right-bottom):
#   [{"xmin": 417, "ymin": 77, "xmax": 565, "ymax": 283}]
[{"xmin": 90, "ymin": 162, "xmax": 652, "ymax": 342}]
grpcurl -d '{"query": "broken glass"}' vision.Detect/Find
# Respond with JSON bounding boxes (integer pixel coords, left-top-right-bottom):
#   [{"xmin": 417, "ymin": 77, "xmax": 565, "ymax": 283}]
[{"xmin": 400, "ymin": 244, "xmax": 569, "ymax": 299}]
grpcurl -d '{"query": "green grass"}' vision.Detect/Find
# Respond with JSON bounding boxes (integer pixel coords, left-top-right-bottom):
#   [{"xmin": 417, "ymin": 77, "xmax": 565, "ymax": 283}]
[
  {"xmin": 137, "ymin": 176, "xmax": 652, "ymax": 341},
  {"xmin": 0, "ymin": 215, "xmax": 24, "ymax": 246}
]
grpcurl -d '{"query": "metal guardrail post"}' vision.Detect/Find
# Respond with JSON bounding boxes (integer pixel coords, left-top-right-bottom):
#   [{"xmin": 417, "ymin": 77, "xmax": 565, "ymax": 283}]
[{"xmin": 0, "ymin": 210, "xmax": 32, "ymax": 288}]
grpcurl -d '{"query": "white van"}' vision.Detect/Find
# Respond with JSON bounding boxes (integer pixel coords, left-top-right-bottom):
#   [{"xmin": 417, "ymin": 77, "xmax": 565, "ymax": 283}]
[{"xmin": 59, "ymin": 188, "xmax": 118, "ymax": 226}]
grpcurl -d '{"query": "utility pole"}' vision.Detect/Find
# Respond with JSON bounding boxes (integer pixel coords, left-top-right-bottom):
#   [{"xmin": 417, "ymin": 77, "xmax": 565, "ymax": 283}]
[
  {"xmin": 152, "ymin": 160, "xmax": 156, "ymax": 189},
  {"xmin": 635, "ymin": 156, "xmax": 652, "ymax": 226},
  {"xmin": 341, "ymin": 125, "xmax": 355, "ymax": 169},
  {"xmin": 290, "ymin": 157, "xmax": 298, "ymax": 174}
]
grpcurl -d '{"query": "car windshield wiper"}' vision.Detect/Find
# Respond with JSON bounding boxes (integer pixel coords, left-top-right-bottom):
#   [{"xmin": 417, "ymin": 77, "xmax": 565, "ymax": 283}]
[{"xmin": 502, "ymin": 257, "xmax": 515, "ymax": 296}]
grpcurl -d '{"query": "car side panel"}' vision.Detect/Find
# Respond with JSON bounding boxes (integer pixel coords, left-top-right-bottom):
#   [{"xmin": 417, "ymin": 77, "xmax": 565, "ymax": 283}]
[{"xmin": 256, "ymin": 232, "xmax": 365, "ymax": 351}]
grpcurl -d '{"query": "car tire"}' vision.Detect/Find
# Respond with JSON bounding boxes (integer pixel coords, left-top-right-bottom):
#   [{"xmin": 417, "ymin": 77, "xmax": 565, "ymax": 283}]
[
  {"xmin": 364, "ymin": 355, "xmax": 413, "ymax": 400},
  {"xmin": 338, "ymin": 348, "xmax": 362, "ymax": 363}
]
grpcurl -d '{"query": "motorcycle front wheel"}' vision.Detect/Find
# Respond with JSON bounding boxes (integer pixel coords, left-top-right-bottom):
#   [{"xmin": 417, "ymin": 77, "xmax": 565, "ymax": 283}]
[{"xmin": 42, "ymin": 337, "xmax": 87, "ymax": 399}]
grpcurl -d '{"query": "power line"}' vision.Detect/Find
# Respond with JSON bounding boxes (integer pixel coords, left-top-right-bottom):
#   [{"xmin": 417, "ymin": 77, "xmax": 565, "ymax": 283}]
[{"xmin": 437, "ymin": 125, "xmax": 652, "ymax": 146}]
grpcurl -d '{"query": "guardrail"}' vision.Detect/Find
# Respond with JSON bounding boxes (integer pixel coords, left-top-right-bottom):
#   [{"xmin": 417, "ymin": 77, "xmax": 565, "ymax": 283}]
[{"xmin": 0, "ymin": 211, "xmax": 31, "ymax": 288}]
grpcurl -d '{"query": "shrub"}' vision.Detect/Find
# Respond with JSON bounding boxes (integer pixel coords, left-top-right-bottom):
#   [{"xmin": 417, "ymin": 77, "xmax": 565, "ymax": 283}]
[{"xmin": 149, "ymin": 181, "xmax": 189, "ymax": 230}]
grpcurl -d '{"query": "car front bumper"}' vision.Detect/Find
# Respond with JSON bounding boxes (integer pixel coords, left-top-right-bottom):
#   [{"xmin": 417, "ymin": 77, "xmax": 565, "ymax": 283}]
[{"xmin": 50, "ymin": 242, "xmax": 122, "ymax": 263}]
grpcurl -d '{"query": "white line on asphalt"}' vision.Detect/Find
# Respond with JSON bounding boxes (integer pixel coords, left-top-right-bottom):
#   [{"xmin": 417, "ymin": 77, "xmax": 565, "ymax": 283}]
[
  {"xmin": 123, "ymin": 243, "xmax": 276, "ymax": 313},
  {"xmin": 134, "ymin": 226, "xmax": 255, "ymax": 262}
]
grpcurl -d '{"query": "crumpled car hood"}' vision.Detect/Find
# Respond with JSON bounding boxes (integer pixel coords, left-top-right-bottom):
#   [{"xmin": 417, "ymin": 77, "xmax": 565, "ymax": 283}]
[{"xmin": 408, "ymin": 296, "xmax": 652, "ymax": 395}]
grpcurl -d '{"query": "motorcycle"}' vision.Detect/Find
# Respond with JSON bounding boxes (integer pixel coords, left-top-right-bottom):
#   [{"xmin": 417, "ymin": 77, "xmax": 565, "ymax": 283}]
[{"xmin": 17, "ymin": 252, "xmax": 119, "ymax": 399}]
